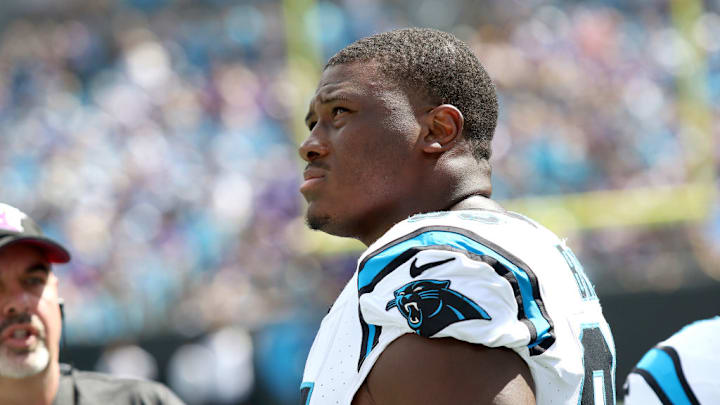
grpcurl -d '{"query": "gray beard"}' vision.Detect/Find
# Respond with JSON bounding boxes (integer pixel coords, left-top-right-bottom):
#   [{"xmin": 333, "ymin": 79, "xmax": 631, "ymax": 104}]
[
  {"xmin": 0, "ymin": 314, "xmax": 50, "ymax": 378},
  {"xmin": 0, "ymin": 340, "xmax": 50, "ymax": 378}
]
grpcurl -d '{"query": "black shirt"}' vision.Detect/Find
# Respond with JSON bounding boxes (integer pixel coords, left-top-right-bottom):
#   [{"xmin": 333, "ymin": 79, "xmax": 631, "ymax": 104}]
[{"xmin": 53, "ymin": 364, "xmax": 185, "ymax": 405}]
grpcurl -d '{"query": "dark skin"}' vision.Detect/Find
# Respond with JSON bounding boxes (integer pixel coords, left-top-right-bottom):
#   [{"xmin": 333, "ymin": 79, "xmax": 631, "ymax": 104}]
[
  {"xmin": 353, "ymin": 335, "xmax": 535, "ymax": 405},
  {"xmin": 300, "ymin": 61, "xmax": 499, "ymax": 245},
  {"xmin": 300, "ymin": 62, "xmax": 535, "ymax": 404}
]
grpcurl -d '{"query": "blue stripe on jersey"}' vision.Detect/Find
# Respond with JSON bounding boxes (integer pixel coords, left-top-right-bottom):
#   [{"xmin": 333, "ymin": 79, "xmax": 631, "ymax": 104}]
[
  {"xmin": 635, "ymin": 348, "xmax": 695, "ymax": 405},
  {"xmin": 358, "ymin": 228, "xmax": 552, "ymax": 350}
]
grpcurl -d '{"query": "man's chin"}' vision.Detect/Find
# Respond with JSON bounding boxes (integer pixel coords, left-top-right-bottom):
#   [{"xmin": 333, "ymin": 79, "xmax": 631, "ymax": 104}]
[
  {"xmin": 0, "ymin": 344, "xmax": 51, "ymax": 379},
  {"xmin": 306, "ymin": 212, "xmax": 331, "ymax": 232},
  {"xmin": 305, "ymin": 212, "xmax": 360, "ymax": 240}
]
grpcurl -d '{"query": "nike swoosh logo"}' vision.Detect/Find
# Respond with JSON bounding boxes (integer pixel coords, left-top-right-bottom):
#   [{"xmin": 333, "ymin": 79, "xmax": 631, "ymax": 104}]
[{"xmin": 409, "ymin": 257, "xmax": 456, "ymax": 277}]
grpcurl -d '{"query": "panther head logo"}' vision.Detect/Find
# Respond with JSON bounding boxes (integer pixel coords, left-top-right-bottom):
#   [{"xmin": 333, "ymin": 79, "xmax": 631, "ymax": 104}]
[{"xmin": 385, "ymin": 279, "xmax": 491, "ymax": 337}]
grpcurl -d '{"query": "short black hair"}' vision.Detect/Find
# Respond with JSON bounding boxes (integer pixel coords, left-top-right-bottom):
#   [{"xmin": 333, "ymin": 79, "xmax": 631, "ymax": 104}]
[{"xmin": 326, "ymin": 28, "xmax": 498, "ymax": 160}]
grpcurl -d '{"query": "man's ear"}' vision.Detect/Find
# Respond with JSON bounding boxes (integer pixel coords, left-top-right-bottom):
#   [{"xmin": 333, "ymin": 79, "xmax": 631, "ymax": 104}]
[{"xmin": 422, "ymin": 104, "xmax": 464, "ymax": 154}]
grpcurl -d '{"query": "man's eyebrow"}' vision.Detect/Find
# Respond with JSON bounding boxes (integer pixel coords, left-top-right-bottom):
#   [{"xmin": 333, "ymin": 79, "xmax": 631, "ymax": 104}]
[
  {"xmin": 318, "ymin": 92, "xmax": 352, "ymax": 104},
  {"xmin": 304, "ymin": 109, "xmax": 315, "ymax": 124},
  {"xmin": 25, "ymin": 263, "xmax": 50, "ymax": 275},
  {"xmin": 305, "ymin": 92, "xmax": 356, "ymax": 124}
]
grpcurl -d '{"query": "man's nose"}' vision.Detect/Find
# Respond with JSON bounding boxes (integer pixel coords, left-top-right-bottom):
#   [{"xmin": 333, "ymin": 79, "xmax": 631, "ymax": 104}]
[
  {"xmin": 298, "ymin": 126, "xmax": 330, "ymax": 162},
  {"xmin": 1, "ymin": 291, "xmax": 31, "ymax": 317}
]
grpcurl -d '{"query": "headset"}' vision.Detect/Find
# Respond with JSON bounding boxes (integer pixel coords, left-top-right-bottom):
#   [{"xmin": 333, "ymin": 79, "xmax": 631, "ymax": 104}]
[
  {"xmin": 56, "ymin": 297, "xmax": 78, "ymax": 400},
  {"xmin": 58, "ymin": 298, "xmax": 69, "ymax": 365}
]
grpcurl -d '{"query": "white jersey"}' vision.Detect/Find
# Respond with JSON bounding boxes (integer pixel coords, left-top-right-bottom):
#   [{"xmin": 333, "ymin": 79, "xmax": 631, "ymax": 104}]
[
  {"xmin": 624, "ymin": 316, "xmax": 720, "ymax": 405},
  {"xmin": 301, "ymin": 210, "xmax": 616, "ymax": 405}
]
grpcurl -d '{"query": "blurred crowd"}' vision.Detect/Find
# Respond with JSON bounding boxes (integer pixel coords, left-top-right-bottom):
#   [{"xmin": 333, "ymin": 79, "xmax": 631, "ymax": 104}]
[{"xmin": 0, "ymin": 0, "xmax": 718, "ymax": 403}]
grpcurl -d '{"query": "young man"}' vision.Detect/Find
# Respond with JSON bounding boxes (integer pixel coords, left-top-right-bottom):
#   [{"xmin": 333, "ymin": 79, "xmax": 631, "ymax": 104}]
[
  {"xmin": 0, "ymin": 202, "xmax": 185, "ymax": 405},
  {"xmin": 624, "ymin": 316, "xmax": 720, "ymax": 404},
  {"xmin": 298, "ymin": 28, "xmax": 616, "ymax": 404}
]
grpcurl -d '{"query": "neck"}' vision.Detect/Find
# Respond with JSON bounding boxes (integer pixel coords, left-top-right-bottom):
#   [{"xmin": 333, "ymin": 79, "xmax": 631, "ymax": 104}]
[
  {"xmin": 358, "ymin": 194, "xmax": 501, "ymax": 247},
  {"xmin": 446, "ymin": 194, "xmax": 503, "ymax": 212},
  {"xmin": 358, "ymin": 156, "xmax": 496, "ymax": 246},
  {"xmin": 0, "ymin": 362, "xmax": 60, "ymax": 405}
]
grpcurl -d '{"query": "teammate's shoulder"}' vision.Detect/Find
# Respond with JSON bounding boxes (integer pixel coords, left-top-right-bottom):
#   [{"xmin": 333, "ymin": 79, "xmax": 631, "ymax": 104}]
[
  {"xmin": 673, "ymin": 316, "xmax": 720, "ymax": 337},
  {"xmin": 663, "ymin": 316, "xmax": 720, "ymax": 350},
  {"xmin": 625, "ymin": 317, "xmax": 720, "ymax": 405}
]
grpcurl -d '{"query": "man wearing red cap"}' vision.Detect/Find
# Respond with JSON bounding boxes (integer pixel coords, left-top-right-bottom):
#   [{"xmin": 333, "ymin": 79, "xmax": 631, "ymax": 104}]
[{"xmin": 0, "ymin": 202, "xmax": 184, "ymax": 405}]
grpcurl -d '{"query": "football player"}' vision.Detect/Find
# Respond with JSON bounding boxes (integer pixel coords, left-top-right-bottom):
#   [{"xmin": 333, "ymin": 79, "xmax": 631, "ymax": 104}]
[{"xmin": 298, "ymin": 28, "xmax": 616, "ymax": 405}]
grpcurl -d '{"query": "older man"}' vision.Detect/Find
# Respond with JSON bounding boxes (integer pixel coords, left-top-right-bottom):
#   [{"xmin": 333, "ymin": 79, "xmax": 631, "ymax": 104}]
[{"xmin": 0, "ymin": 202, "xmax": 184, "ymax": 405}]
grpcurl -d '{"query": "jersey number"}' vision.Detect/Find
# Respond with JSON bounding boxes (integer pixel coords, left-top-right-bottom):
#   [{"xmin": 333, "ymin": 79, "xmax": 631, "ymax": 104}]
[
  {"xmin": 556, "ymin": 245, "xmax": 597, "ymax": 300},
  {"xmin": 580, "ymin": 326, "xmax": 615, "ymax": 405}
]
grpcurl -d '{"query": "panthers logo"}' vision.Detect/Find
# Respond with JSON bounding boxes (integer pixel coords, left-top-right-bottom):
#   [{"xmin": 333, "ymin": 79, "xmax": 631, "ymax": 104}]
[{"xmin": 385, "ymin": 279, "xmax": 491, "ymax": 337}]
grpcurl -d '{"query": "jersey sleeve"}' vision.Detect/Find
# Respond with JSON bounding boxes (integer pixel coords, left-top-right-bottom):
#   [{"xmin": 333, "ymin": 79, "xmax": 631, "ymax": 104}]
[
  {"xmin": 356, "ymin": 226, "xmax": 555, "ymax": 367},
  {"xmin": 624, "ymin": 345, "xmax": 700, "ymax": 405}
]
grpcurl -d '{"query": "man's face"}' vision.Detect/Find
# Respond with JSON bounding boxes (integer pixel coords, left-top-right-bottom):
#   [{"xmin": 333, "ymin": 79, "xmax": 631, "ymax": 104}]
[
  {"xmin": 0, "ymin": 244, "xmax": 60, "ymax": 379},
  {"xmin": 300, "ymin": 62, "xmax": 426, "ymax": 242}
]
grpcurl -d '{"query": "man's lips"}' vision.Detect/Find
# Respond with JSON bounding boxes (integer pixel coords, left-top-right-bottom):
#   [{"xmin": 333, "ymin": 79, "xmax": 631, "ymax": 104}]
[
  {"xmin": 300, "ymin": 167, "xmax": 327, "ymax": 193},
  {"xmin": 303, "ymin": 167, "xmax": 326, "ymax": 181},
  {"xmin": 0, "ymin": 324, "xmax": 39, "ymax": 349}
]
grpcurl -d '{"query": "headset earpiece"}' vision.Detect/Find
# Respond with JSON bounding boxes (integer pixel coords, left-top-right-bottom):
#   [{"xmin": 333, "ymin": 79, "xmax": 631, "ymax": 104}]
[{"xmin": 58, "ymin": 298, "xmax": 65, "ymax": 321}]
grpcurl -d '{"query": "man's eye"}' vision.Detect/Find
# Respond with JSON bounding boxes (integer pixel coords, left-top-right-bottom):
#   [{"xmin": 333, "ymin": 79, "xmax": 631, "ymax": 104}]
[
  {"xmin": 308, "ymin": 121, "xmax": 316, "ymax": 131},
  {"xmin": 25, "ymin": 277, "xmax": 46, "ymax": 287},
  {"xmin": 332, "ymin": 107, "xmax": 348, "ymax": 116}
]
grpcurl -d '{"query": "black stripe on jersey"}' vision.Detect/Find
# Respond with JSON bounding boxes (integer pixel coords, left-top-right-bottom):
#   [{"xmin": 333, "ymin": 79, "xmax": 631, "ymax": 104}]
[
  {"xmin": 531, "ymin": 334, "xmax": 556, "ymax": 354},
  {"xmin": 300, "ymin": 385, "xmax": 312, "ymax": 405},
  {"xmin": 357, "ymin": 308, "xmax": 382, "ymax": 370},
  {"xmin": 657, "ymin": 346, "xmax": 700, "ymax": 405},
  {"xmin": 479, "ymin": 255, "xmax": 538, "ymax": 344},
  {"xmin": 631, "ymin": 368, "xmax": 673, "ymax": 405}
]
